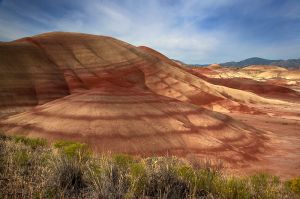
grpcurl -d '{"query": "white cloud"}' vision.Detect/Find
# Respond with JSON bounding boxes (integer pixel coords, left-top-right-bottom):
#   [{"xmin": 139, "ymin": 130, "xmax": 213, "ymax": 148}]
[
  {"xmin": 0, "ymin": 0, "xmax": 299, "ymax": 63},
  {"xmin": 0, "ymin": 0, "xmax": 224, "ymax": 63}
]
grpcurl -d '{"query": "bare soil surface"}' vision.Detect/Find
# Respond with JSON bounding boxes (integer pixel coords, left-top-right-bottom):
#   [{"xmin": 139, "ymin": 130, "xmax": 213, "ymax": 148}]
[{"xmin": 228, "ymin": 109, "xmax": 300, "ymax": 179}]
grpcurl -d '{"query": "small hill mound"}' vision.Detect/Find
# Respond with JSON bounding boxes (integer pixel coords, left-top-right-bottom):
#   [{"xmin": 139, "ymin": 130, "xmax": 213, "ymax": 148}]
[
  {"xmin": 242, "ymin": 65, "xmax": 288, "ymax": 71},
  {"xmin": 207, "ymin": 63, "xmax": 222, "ymax": 70},
  {"xmin": 1, "ymin": 88, "xmax": 266, "ymax": 161}
]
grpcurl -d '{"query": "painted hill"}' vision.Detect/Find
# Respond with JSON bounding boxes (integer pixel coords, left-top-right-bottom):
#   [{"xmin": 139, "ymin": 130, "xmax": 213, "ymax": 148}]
[
  {"xmin": 242, "ymin": 65, "xmax": 288, "ymax": 71},
  {"xmin": 0, "ymin": 32, "xmax": 272, "ymax": 162}
]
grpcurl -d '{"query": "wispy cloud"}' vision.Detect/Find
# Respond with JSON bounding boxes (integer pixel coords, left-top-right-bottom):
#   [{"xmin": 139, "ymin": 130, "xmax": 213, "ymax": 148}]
[{"xmin": 0, "ymin": 0, "xmax": 299, "ymax": 63}]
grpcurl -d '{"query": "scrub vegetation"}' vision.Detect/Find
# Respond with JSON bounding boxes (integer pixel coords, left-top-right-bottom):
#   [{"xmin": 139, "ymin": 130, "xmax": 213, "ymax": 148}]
[{"xmin": 0, "ymin": 134, "xmax": 299, "ymax": 199}]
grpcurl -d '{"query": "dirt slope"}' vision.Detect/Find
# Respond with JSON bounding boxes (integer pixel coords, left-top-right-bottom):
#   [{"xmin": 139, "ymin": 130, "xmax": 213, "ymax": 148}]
[
  {"xmin": 0, "ymin": 40, "xmax": 69, "ymax": 114},
  {"xmin": 139, "ymin": 46, "xmax": 293, "ymax": 114},
  {"xmin": 1, "ymin": 87, "xmax": 267, "ymax": 162}
]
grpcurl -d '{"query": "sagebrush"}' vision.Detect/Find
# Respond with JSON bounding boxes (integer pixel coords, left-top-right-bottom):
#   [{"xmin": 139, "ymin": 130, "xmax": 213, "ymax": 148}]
[{"xmin": 0, "ymin": 134, "xmax": 299, "ymax": 199}]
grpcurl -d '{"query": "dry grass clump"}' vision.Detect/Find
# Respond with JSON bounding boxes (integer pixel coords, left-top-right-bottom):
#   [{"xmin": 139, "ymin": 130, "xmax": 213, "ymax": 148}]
[
  {"xmin": 0, "ymin": 134, "xmax": 299, "ymax": 199},
  {"xmin": 0, "ymin": 134, "xmax": 52, "ymax": 198}
]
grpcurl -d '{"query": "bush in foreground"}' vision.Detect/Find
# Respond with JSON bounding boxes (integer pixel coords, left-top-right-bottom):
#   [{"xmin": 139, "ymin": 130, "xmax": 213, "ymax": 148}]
[{"xmin": 0, "ymin": 134, "xmax": 299, "ymax": 199}]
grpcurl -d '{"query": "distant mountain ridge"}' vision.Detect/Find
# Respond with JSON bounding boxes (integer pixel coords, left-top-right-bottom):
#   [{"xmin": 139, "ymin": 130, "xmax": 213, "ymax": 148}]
[{"xmin": 220, "ymin": 57, "xmax": 300, "ymax": 68}]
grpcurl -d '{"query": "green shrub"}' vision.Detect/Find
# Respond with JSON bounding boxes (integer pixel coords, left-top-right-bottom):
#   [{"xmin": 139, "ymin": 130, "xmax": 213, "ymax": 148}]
[
  {"xmin": 217, "ymin": 177, "xmax": 250, "ymax": 199},
  {"xmin": 286, "ymin": 177, "xmax": 300, "ymax": 195},
  {"xmin": 97, "ymin": 162, "xmax": 130, "ymax": 198},
  {"xmin": 112, "ymin": 153, "xmax": 135, "ymax": 168},
  {"xmin": 13, "ymin": 150, "xmax": 30, "ymax": 166},
  {"xmin": 195, "ymin": 167, "xmax": 221, "ymax": 194},
  {"xmin": 144, "ymin": 158, "xmax": 190, "ymax": 199},
  {"xmin": 54, "ymin": 140, "xmax": 91, "ymax": 161},
  {"xmin": 127, "ymin": 162, "xmax": 147, "ymax": 197},
  {"xmin": 51, "ymin": 156, "xmax": 88, "ymax": 196},
  {"xmin": 176, "ymin": 165, "xmax": 195, "ymax": 182},
  {"xmin": 12, "ymin": 135, "xmax": 47, "ymax": 149},
  {"xmin": 249, "ymin": 173, "xmax": 282, "ymax": 198}
]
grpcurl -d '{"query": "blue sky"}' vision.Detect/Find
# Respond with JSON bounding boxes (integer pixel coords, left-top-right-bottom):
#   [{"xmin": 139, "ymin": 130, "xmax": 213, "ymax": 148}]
[{"xmin": 0, "ymin": 0, "xmax": 299, "ymax": 63}]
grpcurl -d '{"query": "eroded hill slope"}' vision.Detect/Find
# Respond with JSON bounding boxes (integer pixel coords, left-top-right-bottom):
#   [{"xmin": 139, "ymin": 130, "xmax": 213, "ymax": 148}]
[{"xmin": 0, "ymin": 32, "xmax": 272, "ymax": 163}]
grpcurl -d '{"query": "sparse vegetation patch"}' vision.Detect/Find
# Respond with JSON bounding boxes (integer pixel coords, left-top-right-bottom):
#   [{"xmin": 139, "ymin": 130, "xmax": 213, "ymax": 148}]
[{"xmin": 0, "ymin": 134, "xmax": 299, "ymax": 199}]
